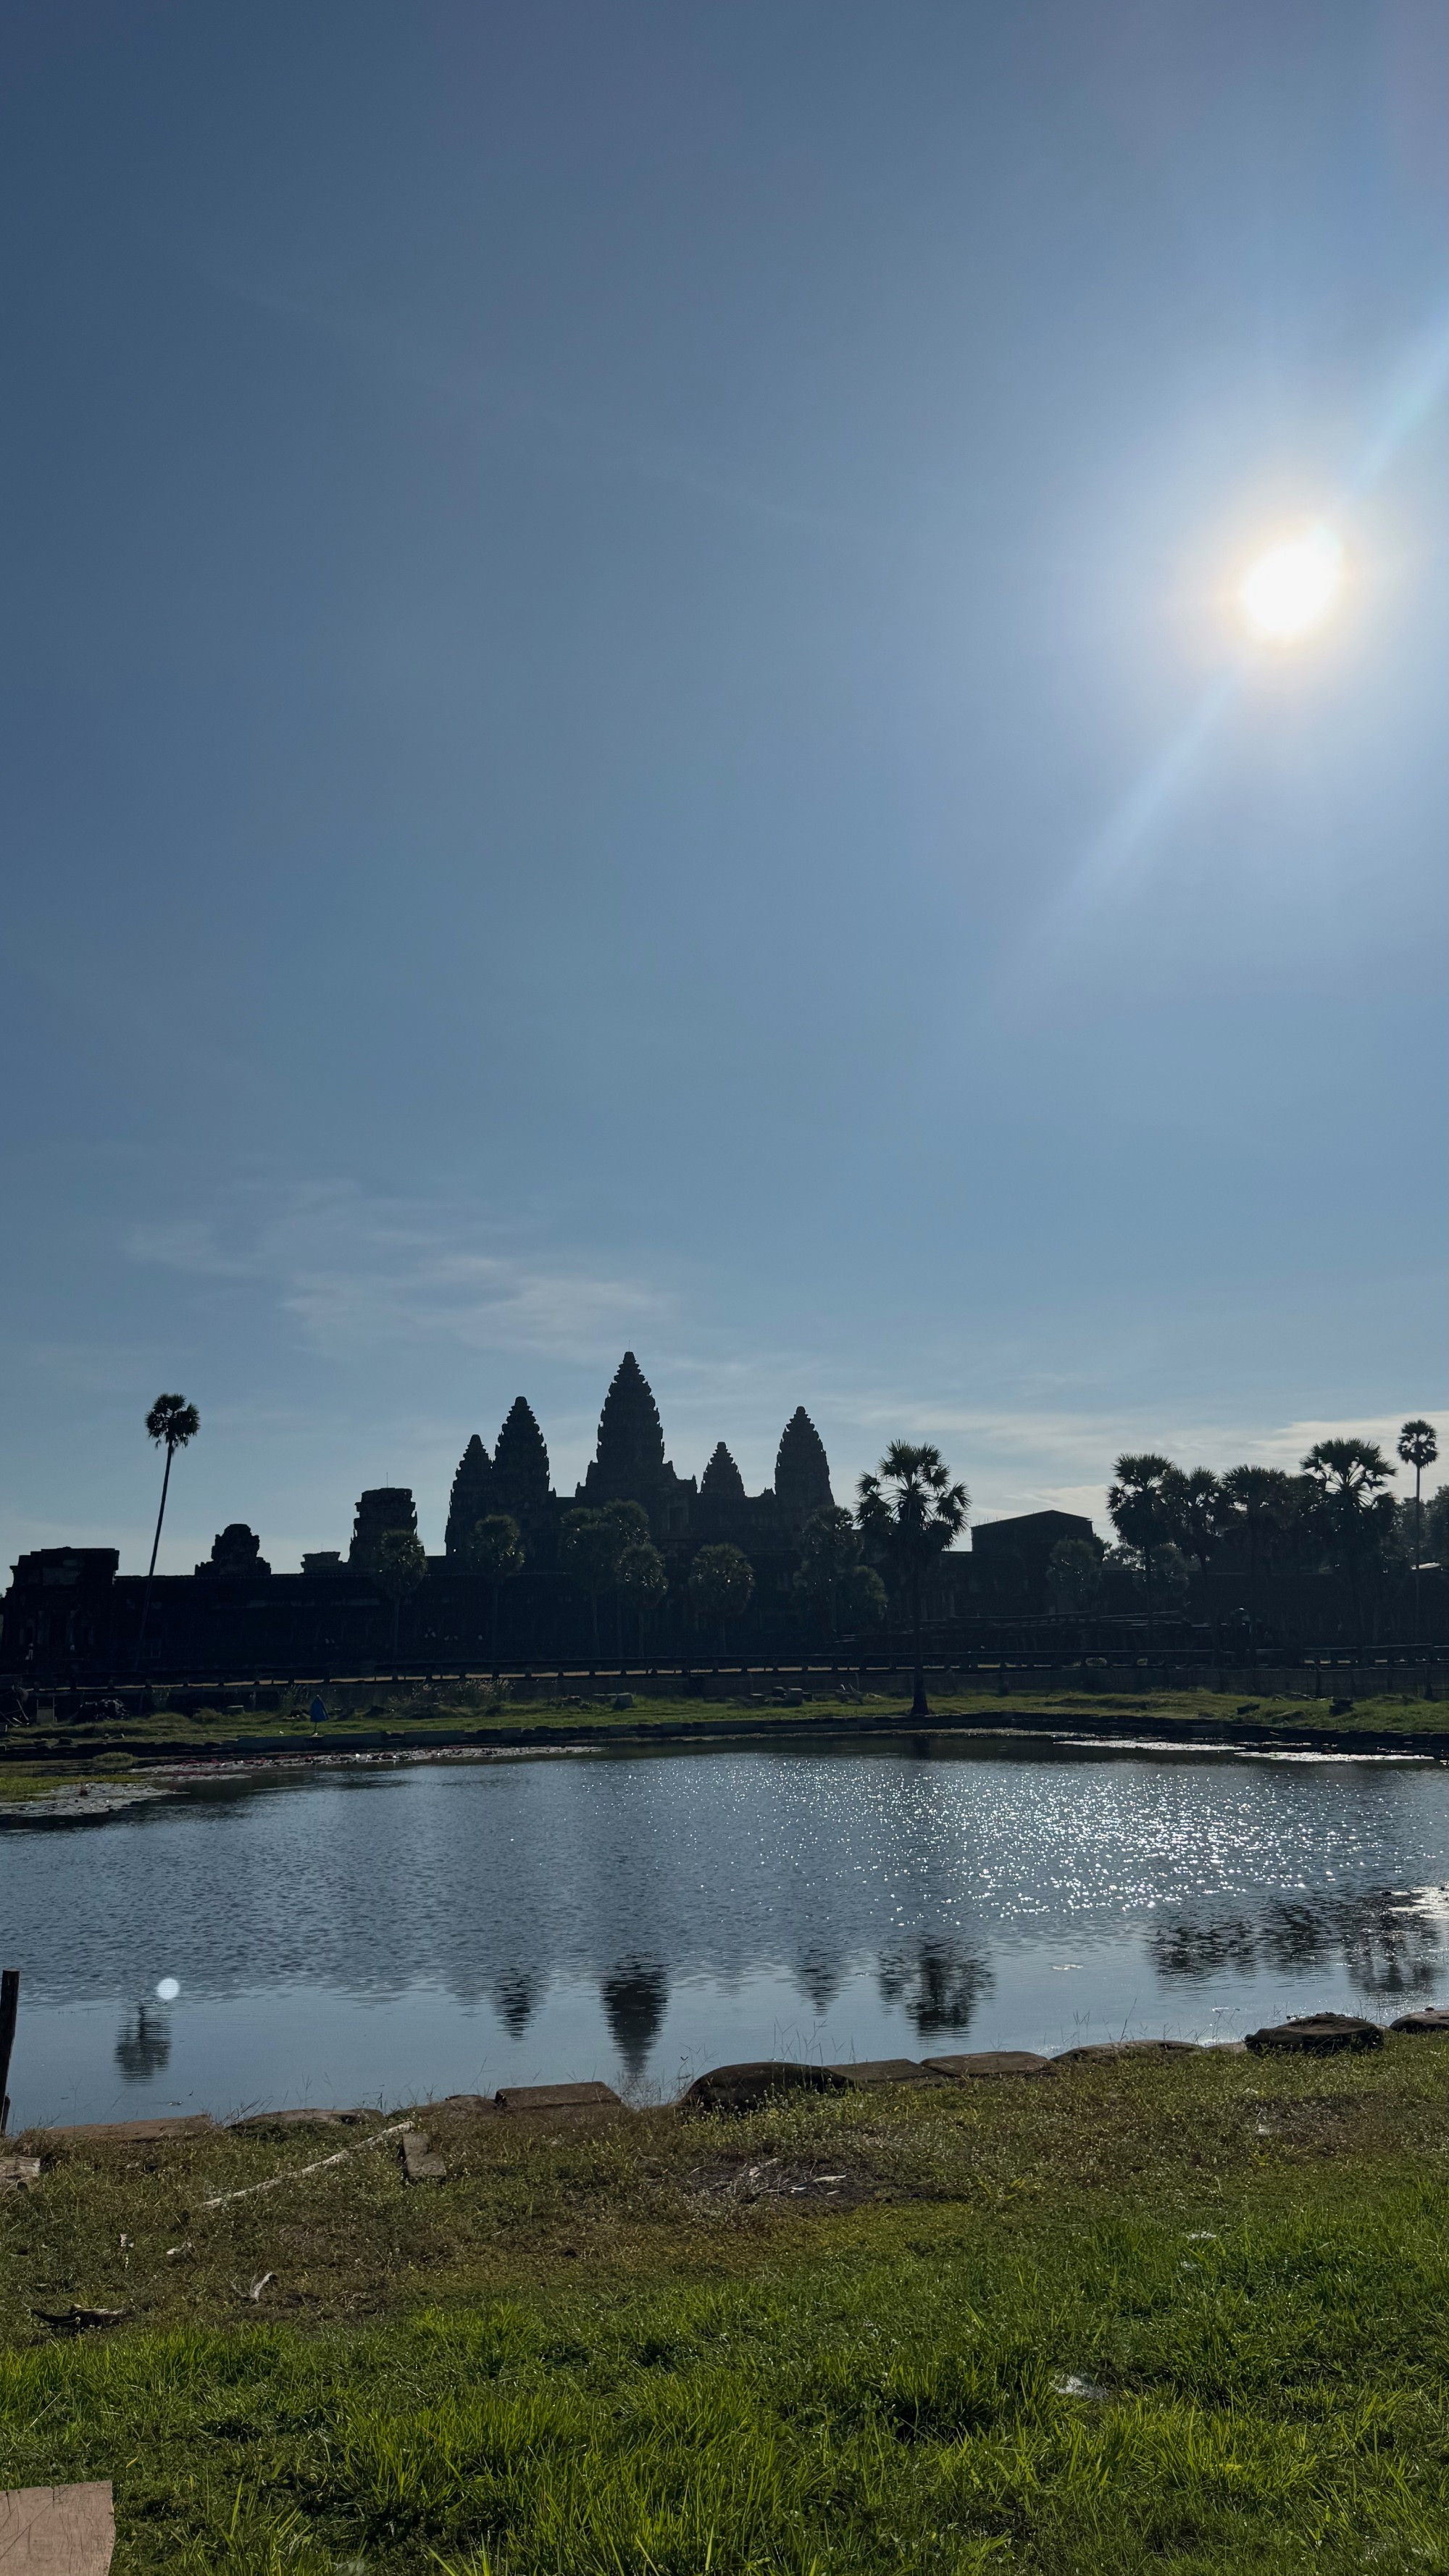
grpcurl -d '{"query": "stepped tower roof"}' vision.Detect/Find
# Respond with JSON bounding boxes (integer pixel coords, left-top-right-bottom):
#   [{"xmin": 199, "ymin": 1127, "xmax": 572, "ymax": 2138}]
[
  {"xmin": 774, "ymin": 1408, "xmax": 834, "ymax": 1525},
  {"xmin": 491, "ymin": 1399, "xmax": 551, "ymax": 1516},
  {"xmin": 699, "ymin": 1441, "xmax": 747, "ymax": 1504},
  {"xmin": 444, "ymin": 1433, "xmax": 494, "ymax": 1557},
  {"xmin": 594, "ymin": 1351, "xmax": 667, "ymax": 1482},
  {"xmin": 580, "ymin": 1352, "xmax": 696, "ymax": 1531}
]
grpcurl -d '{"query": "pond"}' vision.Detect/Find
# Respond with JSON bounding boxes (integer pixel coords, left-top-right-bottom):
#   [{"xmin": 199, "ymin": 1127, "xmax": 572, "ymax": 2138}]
[{"xmin": 2, "ymin": 1735, "xmax": 1446, "ymax": 2127}]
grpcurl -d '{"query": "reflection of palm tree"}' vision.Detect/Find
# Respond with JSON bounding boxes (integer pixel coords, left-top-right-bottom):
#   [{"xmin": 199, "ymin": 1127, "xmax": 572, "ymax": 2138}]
[
  {"xmin": 1148, "ymin": 1917, "xmax": 1257, "ymax": 1982},
  {"xmin": 877, "ymin": 1940, "xmax": 993, "ymax": 2035},
  {"xmin": 601, "ymin": 1961, "xmax": 669, "ymax": 2078},
  {"xmin": 795, "ymin": 1950, "xmax": 843, "ymax": 2017},
  {"xmin": 1150, "ymin": 1889, "xmax": 1445, "ymax": 2001},
  {"xmin": 114, "ymin": 2004, "xmax": 172, "ymax": 2082},
  {"xmin": 490, "ymin": 1969, "xmax": 541, "ymax": 2038}
]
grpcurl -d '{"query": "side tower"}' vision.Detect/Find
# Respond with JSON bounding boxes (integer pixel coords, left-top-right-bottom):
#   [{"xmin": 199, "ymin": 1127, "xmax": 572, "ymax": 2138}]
[
  {"xmin": 444, "ymin": 1435, "xmax": 494, "ymax": 1557},
  {"xmin": 349, "ymin": 1488, "xmax": 418, "ymax": 1571}
]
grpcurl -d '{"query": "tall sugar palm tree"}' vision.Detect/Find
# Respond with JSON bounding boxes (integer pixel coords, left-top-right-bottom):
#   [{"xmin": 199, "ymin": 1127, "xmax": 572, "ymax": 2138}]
[
  {"xmin": 1105, "ymin": 1454, "xmax": 1174, "ymax": 1644},
  {"xmin": 1300, "ymin": 1438, "xmax": 1395, "ymax": 1639},
  {"xmin": 135, "ymin": 1394, "xmax": 200, "ymax": 1666},
  {"xmin": 1397, "ymin": 1419, "xmax": 1439, "ymax": 1641},
  {"xmin": 856, "ymin": 1442, "xmax": 968, "ymax": 1717},
  {"xmin": 1219, "ymin": 1464, "xmax": 1293, "ymax": 1639}
]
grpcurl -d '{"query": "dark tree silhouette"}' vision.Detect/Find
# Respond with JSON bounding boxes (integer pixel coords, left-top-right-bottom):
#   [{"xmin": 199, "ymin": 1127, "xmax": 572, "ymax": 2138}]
[
  {"xmin": 841, "ymin": 1562, "xmax": 888, "ymax": 1635},
  {"xmin": 1106, "ymin": 1453, "xmax": 1174, "ymax": 1642},
  {"xmin": 135, "ymin": 1393, "xmax": 200, "ymax": 1665},
  {"xmin": 1161, "ymin": 1465, "xmax": 1226, "ymax": 1643},
  {"xmin": 793, "ymin": 1504, "xmax": 863, "ymax": 1638},
  {"xmin": 1045, "ymin": 1536, "xmax": 1103, "ymax": 1617},
  {"xmin": 1161, "ymin": 1467, "xmax": 1225, "ymax": 1571},
  {"xmin": 464, "ymin": 1513, "xmax": 525, "ymax": 1670},
  {"xmin": 687, "ymin": 1542, "xmax": 754, "ymax": 1654},
  {"xmin": 560, "ymin": 1506, "xmax": 634, "ymax": 1657},
  {"xmin": 1397, "ymin": 1419, "xmax": 1440, "ymax": 1640},
  {"xmin": 617, "ymin": 1538, "xmax": 668, "ymax": 1651},
  {"xmin": 1300, "ymin": 1438, "xmax": 1396, "ymax": 1635},
  {"xmin": 375, "ymin": 1528, "xmax": 427, "ymax": 1671},
  {"xmin": 856, "ymin": 1441, "xmax": 968, "ymax": 1717},
  {"xmin": 1219, "ymin": 1464, "xmax": 1294, "ymax": 1634}
]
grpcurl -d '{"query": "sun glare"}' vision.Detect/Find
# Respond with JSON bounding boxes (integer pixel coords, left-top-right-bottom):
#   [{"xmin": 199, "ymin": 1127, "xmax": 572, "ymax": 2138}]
[{"xmin": 1238, "ymin": 524, "xmax": 1344, "ymax": 644}]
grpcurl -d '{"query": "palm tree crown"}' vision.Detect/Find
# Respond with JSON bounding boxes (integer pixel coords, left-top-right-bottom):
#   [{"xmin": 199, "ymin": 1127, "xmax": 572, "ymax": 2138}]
[{"xmin": 856, "ymin": 1442, "xmax": 967, "ymax": 1717}]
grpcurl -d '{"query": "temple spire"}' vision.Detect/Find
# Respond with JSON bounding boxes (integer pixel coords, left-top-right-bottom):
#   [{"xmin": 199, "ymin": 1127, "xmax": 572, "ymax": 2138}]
[
  {"xmin": 491, "ymin": 1399, "xmax": 551, "ymax": 1517},
  {"xmin": 593, "ymin": 1351, "xmax": 667, "ymax": 1483},
  {"xmin": 774, "ymin": 1407, "xmax": 833, "ymax": 1527},
  {"xmin": 444, "ymin": 1434, "xmax": 493, "ymax": 1557},
  {"xmin": 700, "ymin": 1441, "xmax": 746, "ymax": 1504}
]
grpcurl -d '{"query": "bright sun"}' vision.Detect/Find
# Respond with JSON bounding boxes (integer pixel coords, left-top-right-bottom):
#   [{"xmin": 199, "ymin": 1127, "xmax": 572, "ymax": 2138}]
[{"xmin": 1238, "ymin": 524, "xmax": 1344, "ymax": 644}]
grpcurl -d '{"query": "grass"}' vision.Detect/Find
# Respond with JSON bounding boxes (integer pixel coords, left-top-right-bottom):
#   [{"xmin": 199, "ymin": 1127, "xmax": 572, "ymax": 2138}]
[
  {"xmin": 3, "ymin": 1679, "xmax": 1447, "ymax": 1786},
  {"xmin": 1, "ymin": 2045, "xmax": 1446, "ymax": 2569}
]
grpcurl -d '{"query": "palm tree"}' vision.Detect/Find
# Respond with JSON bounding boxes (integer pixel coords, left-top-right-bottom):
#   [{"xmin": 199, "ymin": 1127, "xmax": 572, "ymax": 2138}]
[
  {"xmin": 1300, "ymin": 1439, "xmax": 1396, "ymax": 1639},
  {"xmin": 1161, "ymin": 1465, "xmax": 1225, "ymax": 1646},
  {"xmin": 135, "ymin": 1394, "xmax": 200, "ymax": 1666},
  {"xmin": 1105, "ymin": 1454, "xmax": 1174, "ymax": 1644},
  {"xmin": 1219, "ymin": 1464, "xmax": 1293, "ymax": 1639},
  {"xmin": 856, "ymin": 1442, "xmax": 968, "ymax": 1717},
  {"xmin": 1397, "ymin": 1420, "xmax": 1439, "ymax": 1641},
  {"xmin": 464, "ymin": 1514, "xmax": 525, "ymax": 1671},
  {"xmin": 375, "ymin": 1529, "xmax": 427, "ymax": 1672}
]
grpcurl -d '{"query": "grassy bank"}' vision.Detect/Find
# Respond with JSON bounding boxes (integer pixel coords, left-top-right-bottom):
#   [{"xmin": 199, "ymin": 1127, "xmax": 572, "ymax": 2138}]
[
  {"xmin": 2, "ymin": 1680, "xmax": 1448, "ymax": 1790},
  {"xmin": 1, "ymin": 2046, "xmax": 1446, "ymax": 2569}
]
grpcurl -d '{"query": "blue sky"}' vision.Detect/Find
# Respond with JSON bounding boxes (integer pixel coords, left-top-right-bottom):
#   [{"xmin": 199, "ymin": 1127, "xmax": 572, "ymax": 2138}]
[{"xmin": 3, "ymin": 0, "xmax": 1445, "ymax": 1572}]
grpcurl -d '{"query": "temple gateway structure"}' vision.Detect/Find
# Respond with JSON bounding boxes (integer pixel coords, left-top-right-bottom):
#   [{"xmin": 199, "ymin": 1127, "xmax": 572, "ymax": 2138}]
[{"xmin": 0, "ymin": 1354, "xmax": 1077, "ymax": 1683}]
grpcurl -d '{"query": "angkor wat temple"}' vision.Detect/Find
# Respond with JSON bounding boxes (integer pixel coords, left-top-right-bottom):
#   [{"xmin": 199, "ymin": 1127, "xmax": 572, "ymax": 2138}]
[{"xmin": 8, "ymin": 1354, "xmax": 1072, "ymax": 1683}]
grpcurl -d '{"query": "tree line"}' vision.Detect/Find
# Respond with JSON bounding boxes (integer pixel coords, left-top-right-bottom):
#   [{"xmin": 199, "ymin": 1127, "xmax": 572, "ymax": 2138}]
[{"xmin": 1048, "ymin": 1422, "xmax": 1444, "ymax": 1638}]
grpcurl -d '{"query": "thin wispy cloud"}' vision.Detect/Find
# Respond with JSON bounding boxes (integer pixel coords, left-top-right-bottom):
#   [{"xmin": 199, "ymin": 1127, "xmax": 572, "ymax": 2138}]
[
  {"xmin": 128, "ymin": 1183, "xmax": 675, "ymax": 1367},
  {"xmin": 188, "ymin": 255, "xmax": 862, "ymax": 541}
]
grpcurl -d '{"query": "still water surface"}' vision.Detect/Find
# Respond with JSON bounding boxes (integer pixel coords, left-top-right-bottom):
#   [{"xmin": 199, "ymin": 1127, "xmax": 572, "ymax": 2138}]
[{"xmin": 2, "ymin": 1738, "xmax": 1446, "ymax": 2125}]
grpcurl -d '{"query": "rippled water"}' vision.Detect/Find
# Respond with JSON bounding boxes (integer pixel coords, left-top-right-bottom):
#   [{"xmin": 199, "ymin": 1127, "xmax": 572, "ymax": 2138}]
[{"xmin": 2, "ymin": 1738, "xmax": 1445, "ymax": 2125}]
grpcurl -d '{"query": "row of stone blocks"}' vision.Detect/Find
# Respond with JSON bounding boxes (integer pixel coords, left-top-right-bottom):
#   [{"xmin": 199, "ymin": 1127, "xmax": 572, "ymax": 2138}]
[{"xmin": 14, "ymin": 2006, "xmax": 1445, "ymax": 2148}]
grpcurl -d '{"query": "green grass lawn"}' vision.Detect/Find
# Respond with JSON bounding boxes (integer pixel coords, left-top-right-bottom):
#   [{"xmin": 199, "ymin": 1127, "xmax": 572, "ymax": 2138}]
[
  {"xmin": 3, "ymin": 1679, "xmax": 1446, "ymax": 1788},
  {"xmin": 1, "ymin": 2046, "xmax": 1445, "ymax": 2570}
]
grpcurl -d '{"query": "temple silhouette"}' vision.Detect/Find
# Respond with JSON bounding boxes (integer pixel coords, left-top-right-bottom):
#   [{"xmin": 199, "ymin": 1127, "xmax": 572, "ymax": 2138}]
[{"xmin": 3, "ymin": 1352, "xmax": 1013, "ymax": 1681}]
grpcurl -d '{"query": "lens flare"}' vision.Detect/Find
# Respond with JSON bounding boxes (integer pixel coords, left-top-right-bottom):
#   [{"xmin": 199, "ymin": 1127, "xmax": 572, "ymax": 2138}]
[{"xmin": 1239, "ymin": 525, "xmax": 1344, "ymax": 643}]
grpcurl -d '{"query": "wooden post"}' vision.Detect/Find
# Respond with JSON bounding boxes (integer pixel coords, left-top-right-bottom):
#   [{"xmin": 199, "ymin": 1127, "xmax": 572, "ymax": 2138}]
[{"xmin": 0, "ymin": 1968, "xmax": 19, "ymax": 2136}]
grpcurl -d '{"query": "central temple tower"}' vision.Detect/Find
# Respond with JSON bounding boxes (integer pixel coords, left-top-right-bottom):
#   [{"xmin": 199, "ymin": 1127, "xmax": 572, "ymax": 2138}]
[{"xmin": 577, "ymin": 1352, "xmax": 696, "ymax": 1538}]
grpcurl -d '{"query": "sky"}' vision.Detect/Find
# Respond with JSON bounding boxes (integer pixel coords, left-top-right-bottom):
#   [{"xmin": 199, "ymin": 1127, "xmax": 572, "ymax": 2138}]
[{"xmin": 2, "ymin": 0, "xmax": 1445, "ymax": 1573}]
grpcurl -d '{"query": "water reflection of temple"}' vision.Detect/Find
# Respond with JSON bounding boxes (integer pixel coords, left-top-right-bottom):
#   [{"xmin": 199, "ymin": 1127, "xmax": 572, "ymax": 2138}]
[{"xmin": 601, "ymin": 1962, "xmax": 669, "ymax": 2078}]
